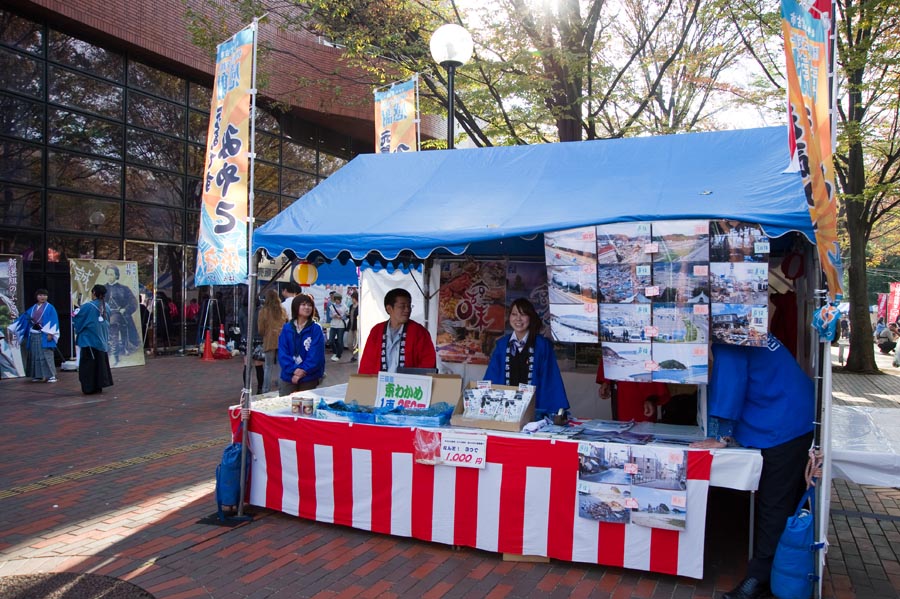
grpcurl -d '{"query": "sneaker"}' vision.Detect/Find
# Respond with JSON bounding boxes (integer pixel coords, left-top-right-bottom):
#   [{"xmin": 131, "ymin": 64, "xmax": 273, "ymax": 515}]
[
  {"xmin": 31, "ymin": 378, "xmax": 41, "ymax": 382},
  {"xmin": 47, "ymin": 377, "xmax": 58, "ymax": 383},
  {"xmin": 331, "ymin": 355, "xmax": 340, "ymax": 362}
]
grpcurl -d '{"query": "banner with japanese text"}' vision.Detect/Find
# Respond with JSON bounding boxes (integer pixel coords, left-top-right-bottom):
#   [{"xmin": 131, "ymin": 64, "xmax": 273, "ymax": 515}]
[
  {"xmin": 888, "ymin": 282, "xmax": 900, "ymax": 326},
  {"xmin": 374, "ymin": 77, "xmax": 418, "ymax": 153},
  {"xmin": 782, "ymin": 0, "xmax": 843, "ymax": 299},
  {"xmin": 70, "ymin": 259, "xmax": 145, "ymax": 368},
  {"xmin": 0, "ymin": 254, "xmax": 25, "ymax": 378},
  {"xmin": 196, "ymin": 25, "xmax": 255, "ymax": 285}
]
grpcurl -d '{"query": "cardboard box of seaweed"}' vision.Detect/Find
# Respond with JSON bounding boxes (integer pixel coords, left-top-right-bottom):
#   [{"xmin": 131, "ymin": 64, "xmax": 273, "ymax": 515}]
[
  {"xmin": 344, "ymin": 373, "xmax": 463, "ymax": 409},
  {"xmin": 450, "ymin": 382, "xmax": 535, "ymax": 432}
]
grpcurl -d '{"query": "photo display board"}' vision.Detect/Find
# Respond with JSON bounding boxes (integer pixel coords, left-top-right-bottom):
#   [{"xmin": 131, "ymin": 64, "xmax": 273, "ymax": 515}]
[{"xmin": 544, "ymin": 220, "xmax": 771, "ymax": 384}]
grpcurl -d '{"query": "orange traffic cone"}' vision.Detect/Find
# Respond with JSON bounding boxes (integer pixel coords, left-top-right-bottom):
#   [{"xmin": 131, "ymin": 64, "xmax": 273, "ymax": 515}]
[
  {"xmin": 214, "ymin": 324, "xmax": 232, "ymax": 360},
  {"xmin": 201, "ymin": 330, "xmax": 215, "ymax": 361}
]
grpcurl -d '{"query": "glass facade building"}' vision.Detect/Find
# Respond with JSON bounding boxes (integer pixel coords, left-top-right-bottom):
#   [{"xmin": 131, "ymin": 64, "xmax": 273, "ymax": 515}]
[{"xmin": 0, "ymin": 8, "xmax": 363, "ymax": 355}]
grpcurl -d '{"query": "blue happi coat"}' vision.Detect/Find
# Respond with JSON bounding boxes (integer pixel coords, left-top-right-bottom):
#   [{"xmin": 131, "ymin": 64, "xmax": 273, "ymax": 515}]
[{"xmin": 11, "ymin": 302, "xmax": 60, "ymax": 351}]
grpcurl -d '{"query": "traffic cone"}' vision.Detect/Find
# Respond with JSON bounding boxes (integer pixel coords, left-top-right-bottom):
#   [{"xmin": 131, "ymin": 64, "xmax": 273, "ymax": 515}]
[
  {"xmin": 214, "ymin": 324, "xmax": 232, "ymax": 360},
  {"xmin": 201, "ymin": 330, "xmax": 215, "ymax": 361}
]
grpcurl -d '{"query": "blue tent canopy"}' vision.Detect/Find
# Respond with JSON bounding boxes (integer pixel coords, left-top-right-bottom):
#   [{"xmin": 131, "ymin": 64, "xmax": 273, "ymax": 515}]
[{"xmin": 254, "ymin": 126, "xmax": 815, "ymax": 262}]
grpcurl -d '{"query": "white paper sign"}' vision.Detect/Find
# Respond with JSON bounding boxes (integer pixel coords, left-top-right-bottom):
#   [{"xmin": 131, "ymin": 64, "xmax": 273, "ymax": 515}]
[
  {"xmin": 440, "ymin": 431, "xmax": 488, "ymax": 469},
  {"xmin": 375, "ymin": 371, "xmax": 433, "ymax": 409}
]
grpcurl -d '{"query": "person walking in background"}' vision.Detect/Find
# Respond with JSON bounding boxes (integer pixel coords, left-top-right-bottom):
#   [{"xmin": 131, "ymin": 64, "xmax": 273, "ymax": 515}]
[
  {"xmin": 73, "ymin": 284, "xmax": 113, "ymax": 395},
  {"xmin": 277, "ymin": 294, "xmax": 325, "ymax": 395},
  {"xmin": 257, "ymin": 288, "xmax": 287, "ymax": 393},
  {"xmin": 280, "ymin": 283, "xmax": 301, "ymax": 322},
  {"xmin": 326, "ymin": 293, "xmax": 347, "ymax": 362},
  {"xmin": 10, "ymin": 288, "xmax": 60, "ymax": 383},
  {"xmin": 346, "ymin": 291, "xmax": 360, "ymax": 362}
]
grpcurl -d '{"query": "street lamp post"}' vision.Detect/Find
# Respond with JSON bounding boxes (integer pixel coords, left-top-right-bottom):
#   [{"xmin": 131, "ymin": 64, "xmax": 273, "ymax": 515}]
[{"xmin": 429, "ymin": 24, "xmax": 473, "ymax": 149}]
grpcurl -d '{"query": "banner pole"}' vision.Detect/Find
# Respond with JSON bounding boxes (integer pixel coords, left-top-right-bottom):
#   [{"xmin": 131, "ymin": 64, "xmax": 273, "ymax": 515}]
[{"xmin": 237, "ymin": 16, "xmax": 263, "ymax": 521}]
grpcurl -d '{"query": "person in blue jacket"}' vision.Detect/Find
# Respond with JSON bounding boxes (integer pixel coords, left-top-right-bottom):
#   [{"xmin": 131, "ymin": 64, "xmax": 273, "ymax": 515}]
[
  {"xmin": 10, "ymin": 288, "xmax": 60, "ymax": 382},
  {"xmin": 483, "ymin": 298, "xmax": 569, "ymax": 419},
  {"xmin": 692, "ymin": 333, "xmax": 815, "ymax": 599},
  {"xmin": 73, "ymin": 284, "xmax": 113, "ymax": 395},
  {"xmin": 277, "ymin": 293, "xmax": 325, "ymax": 396}
]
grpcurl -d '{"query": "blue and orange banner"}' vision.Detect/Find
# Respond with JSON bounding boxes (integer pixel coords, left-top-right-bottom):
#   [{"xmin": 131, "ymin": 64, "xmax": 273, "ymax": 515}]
[
  {"xmin": 782, "ymin": 0, "xmax": 843, "ymax": 299},
  {"xmin": 196, "ymin": 25, "xmax": 255, "ymax": 285},
  {"xmin": 374, "ymin": 77, "xmax": 418, "ymax": 153}
]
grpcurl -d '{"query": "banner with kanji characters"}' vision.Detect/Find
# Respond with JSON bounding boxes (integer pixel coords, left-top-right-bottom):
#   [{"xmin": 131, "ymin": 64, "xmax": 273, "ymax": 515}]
[
  {"xmin": 0, "ymin": 254, "xmax": 25, "ymax": 378},
  {"xmin": 782, "ymin": 0, "xmax": 842, "ymax": 299},
  {"xmin": 196, "ymin": 24, "xmax": 255, "ymax": 285},
  {"xmin": 374, "ymin": 76, "xmax": 418, "ymax": 153},
  {"xmin": 888, "ymin": 282, "xmax": 900, "ymax": 326},
  {"xmin": 70, "ymin": 259, "xmax": 144, "ymax": 368}
]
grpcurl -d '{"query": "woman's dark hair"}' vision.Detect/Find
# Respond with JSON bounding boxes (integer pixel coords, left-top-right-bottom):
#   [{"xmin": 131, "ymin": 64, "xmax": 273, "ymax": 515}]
[
  {"xmin": 291, "ymin": 293, "xmax": 315, "ymax": 321},
  {"xmin": 92, "ymin": 284, "xmax": 107, "ymax": 300},
  {"xmin": 34, "ymin": 288, "xmax": 49, "ymax": 298},
  {"xmin": 509, "ymin": 298, "xmax": 542, "ymax": 339}
]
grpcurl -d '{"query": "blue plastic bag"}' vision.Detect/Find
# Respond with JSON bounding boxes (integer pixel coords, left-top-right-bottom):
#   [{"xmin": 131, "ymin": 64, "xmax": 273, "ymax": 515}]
[
  {"xmin": 770, "ymin": 487, "xmax": 821, "ymax": 599},
  {"xmin": 215, "ymin": 424, "xmax": 249, "ymax": 520},
  {"xmin": 811, "ymin": 303, "xmax": 839, "ymax": 342}
]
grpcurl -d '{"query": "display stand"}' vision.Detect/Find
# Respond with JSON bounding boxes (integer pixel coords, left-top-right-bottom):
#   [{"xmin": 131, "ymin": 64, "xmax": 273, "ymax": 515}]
[{"xmin": 198, "ymin": 296, "xmax": 221, "ymax": 346}]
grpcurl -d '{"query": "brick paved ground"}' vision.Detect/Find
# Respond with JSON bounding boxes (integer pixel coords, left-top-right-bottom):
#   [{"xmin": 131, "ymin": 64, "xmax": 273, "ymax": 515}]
[{"xmin": 0, "ymin": 347, "xmax": 897, "ymax": 598}]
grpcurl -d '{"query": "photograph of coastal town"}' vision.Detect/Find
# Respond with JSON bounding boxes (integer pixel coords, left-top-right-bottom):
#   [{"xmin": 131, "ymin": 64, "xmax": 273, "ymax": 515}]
[
  {"xmin": 596, "ymin": 222, "xmax": 653, "ymax": 264},
  {"xmin": 577, "ymin": 443, "xmax": 634, "ymax": 524},
  {"xmin": 652, "ymin": 262, "xmax": 710, "ymax": 304},
  {"xmin": 600, "ymin": 342, "xmax": 652, "ymax": 381},
  {"xmin": 710, "ymin": 220, "xmax": 769, "ymax": 263},
  {"xmin": 651, "ymin": 220, "xmax": 709, "ymax": 263},
  {"xmin": 548, "ymin": 264, "xmax": 599, "ymax": 304},
  {"xmin": 599, "ymin": 303, "xmax": 652, "ymax": 343},
  {"xmin": 629, "ymin": 446, "xmax": 688, "ymax": 530},
  {"xmin": 710, "ymin": 262, "xmax": 769, "ymax": 304},
  {"xmin": 711, "ymin": 303, "xmax": 768, "ymax": 346},
  {"xmin": 650, "ymin": 343, "xmax": 709, "ymax": 384},
  {"xmin": 651, "ymin": 302, "xmax": 709, "ymax": 344},
  {"xmin": 597, "ymin": 263, "xmax": 653, "ymax": 303},
  {"xmin": 544, "ymin": 227, "xmax": 597, "ymax": 266},
  {"xmin": 550, "ymin": 302, "xmax": 599, "ymax": 343}
]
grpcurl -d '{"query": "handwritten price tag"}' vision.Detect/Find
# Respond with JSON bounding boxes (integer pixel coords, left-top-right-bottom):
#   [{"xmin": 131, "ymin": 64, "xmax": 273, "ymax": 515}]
[
  {"xmin": 645, "ymin": 285, "xmax": 660, "ymax": 297},
  {"xmin": 440, "ymin": 432, "xmax": 487, "ymax": 469},
  {"xmin": 644, "ymin": 242, "xmax": 659, "ymax": 254}
]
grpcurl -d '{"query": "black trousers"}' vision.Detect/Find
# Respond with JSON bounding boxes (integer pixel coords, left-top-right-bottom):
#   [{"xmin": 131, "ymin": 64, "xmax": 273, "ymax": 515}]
[{"xmin": 747, "ymin": 430, "xmax": 814, "ymax": 582}]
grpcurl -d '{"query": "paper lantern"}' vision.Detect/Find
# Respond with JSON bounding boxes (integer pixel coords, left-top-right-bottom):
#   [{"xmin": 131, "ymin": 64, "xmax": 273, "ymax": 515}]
[{"xmin": 292, "ymin": 262, "xmax": 318, "ymax": 285}]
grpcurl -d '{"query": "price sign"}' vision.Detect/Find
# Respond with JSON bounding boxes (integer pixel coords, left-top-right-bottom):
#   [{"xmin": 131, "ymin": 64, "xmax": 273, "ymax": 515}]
[
  {"xmin": 375, "ymin": 371, "xmax": 433, "ymax": 409},
  {"xmin": 693, "ymin": 264, "xmax": 709, "ymax": 277},
  {"xmin": 645, "ymin": 285, "xmax": 660, "ymax": 297},
  {"xmin": 644, "ymin": 242, "xmax": 659, "ymax": 254},
  {"xmin": 440, "ymin": 432, "xmax": 487, "ymax": 469}
]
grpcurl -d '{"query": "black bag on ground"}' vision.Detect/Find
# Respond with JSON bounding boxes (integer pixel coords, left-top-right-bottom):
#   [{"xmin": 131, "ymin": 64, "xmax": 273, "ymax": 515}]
[{"xmin": 215, "ymin": 424, "xmax": 250, "ymax": 520}]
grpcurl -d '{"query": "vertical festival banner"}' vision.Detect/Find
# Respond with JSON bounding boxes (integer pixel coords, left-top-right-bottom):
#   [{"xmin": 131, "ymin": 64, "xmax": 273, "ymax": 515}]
[
  {"xmin": 196, "ymin": 25, "xmax": 255, "ymax": 285},
  {"xmin": 70, "ymin": 259, "xmax": 145, "ymax": 368},
  {"xmin": 0, "ymin": 254, "xmax": 25, "ymax": 378},
  {"xmin": 888, "ymin": 282, "xmax": 900, "ymax": 326},
  {"xmin": 374, "ymin": 76, "xmax": 418, "ymax": 153},
  {"xmin": 782, "ymin": 0, "xmax": 843, "ymax": 299}
]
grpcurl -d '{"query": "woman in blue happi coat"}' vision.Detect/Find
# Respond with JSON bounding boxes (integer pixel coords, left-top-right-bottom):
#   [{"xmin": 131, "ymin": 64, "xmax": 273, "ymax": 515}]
[
  {"xmin": 10, "ymin": 288, "xmax": 60, "ymax": 382},
  {"xmin": 483, "ymin": 298, "xmax": 569, "ymax": 419},
  {"xmin": 73, "ymin": 284, "xmax": 113, "ymax": 395}
]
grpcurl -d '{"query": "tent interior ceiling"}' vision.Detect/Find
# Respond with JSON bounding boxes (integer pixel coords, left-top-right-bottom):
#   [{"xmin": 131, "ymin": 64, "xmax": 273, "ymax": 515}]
[{"xmin": 254, "ymin": 126, "xmax": 816, "ymax": 265}]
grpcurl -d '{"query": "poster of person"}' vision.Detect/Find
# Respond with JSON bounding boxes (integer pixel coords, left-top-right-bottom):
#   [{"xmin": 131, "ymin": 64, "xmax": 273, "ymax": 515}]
[
  {"xmin": 710, "ymin": 262, "xmax": 769, "ymax": 305},
  {"xmin": 652, "ymin": 262, "xmax": 710, "ymax": 304},
  {"xmin": 600, "ymin": 342, "xmax": 652, "ymax": 381},
  {"xmin": 651, "ymin": 220, "xmax": 709, "ymax": 263},
  {"xmin": 650, "ymin": 343, "xmax": 708, "ymax": 384},
  {"xmin": 711, "ymin": 303, "xmax": 768, "ymax": 346},
  {"xmin": 544, "ymin": 226, "xmax": 597, "ymax": 266},
  {"xmin": 436, "ymin": 259, "xmax": 507, "ymax": 364},
  {"xmin": 651, "ymin": 303, "xmax": 709, "ymax": 344},
  {"xmin": 596, "ymin": 222, "xmax": 652, "ymax": 264},
  {"xmin": 597, "ymin": 263, "xmax": 652, "ymax": 303},
  {"xmin": 549, "ymin": 302, "xmax": 599, "ymax": 343},
  {"xmin": 599, "ymin": 304, "xmax": 652, "ymax": 343},
  {"xmin": 629, "ymin": 446, "xmax": 688, "ymax": 531},
  {"xmin": 709, "ymin": 220, "xmax": 769, "ymax": 263},
  {"xmin": 0, "ymin": 254, "xmax": 25, "ymax": 379},
  {"xmin": 70, "ymin": 259, "xmax": 145, "ymax": 368},
  {"xmin": 577, "ymin": 443, "xmax": 633, "ymax": 523},
  {"xmin": 506, "ymin": 261, "xmax": 550, "ymax": 336}
]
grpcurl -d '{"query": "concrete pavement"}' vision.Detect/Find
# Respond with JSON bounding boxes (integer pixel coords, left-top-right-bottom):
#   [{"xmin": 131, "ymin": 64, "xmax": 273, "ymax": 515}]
[{"xmin": 0, "ymin": 346, "xmax": 897, "ymax": 598}]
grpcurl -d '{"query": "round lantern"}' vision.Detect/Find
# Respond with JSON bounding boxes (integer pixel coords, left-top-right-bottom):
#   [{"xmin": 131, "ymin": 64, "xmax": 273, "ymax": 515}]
[{"xmin": 292, "ymin": 261, "xmax": 318, "ymax": 286}]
